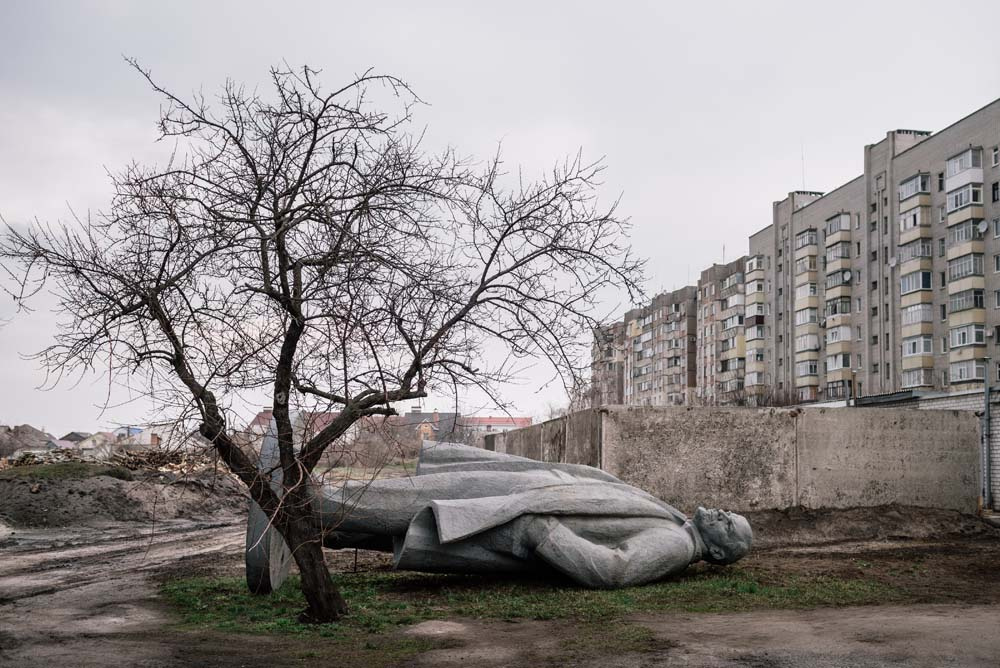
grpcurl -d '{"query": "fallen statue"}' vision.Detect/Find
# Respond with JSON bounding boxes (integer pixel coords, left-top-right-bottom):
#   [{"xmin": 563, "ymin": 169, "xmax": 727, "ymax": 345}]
[{"xmin": 246, "ymin": 437, "xmax": 752, "ymax": 592}]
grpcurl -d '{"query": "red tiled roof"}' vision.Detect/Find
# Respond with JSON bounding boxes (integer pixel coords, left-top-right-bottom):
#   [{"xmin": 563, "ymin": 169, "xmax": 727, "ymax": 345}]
[
  {"xmin": 249, "ymin": 409, "xmax": 273, "ymax": 429},
  {"xmin": 458, "ymin": 416, "xmax": 532, "ymax": 428}
]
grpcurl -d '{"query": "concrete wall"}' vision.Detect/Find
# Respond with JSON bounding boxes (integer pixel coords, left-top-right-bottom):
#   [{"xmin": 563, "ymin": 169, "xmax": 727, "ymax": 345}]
[
  {"xmin": 915, "ymin": 390, "xmax": 1000, "ymax": 505},
  {"xmin": 485, "ymin": 406, "xmax": 980, "ymax": 513},
  {"xmin": 795, "ymin": 408, "xmax": 979, "ymax": 510}
]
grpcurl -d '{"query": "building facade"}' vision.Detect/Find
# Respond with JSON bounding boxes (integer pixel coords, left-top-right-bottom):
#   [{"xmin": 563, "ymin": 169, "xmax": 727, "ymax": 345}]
[
  {"xmin": 592, "ymin": 97, "xmax": 1000, "ymax": 407},
  {"xmin": 695, "ymin": 258, "xmax": 748, "ymax": 404},
  {"xmin": 619, "ymin": 286, "xmax": 698, "ymax": 406}
]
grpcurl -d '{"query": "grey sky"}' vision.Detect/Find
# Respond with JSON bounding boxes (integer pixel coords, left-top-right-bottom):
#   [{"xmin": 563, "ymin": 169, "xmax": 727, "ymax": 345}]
[{"xmin": 2, "ymin": 0, "xmax": 1000, "ymax": 435}]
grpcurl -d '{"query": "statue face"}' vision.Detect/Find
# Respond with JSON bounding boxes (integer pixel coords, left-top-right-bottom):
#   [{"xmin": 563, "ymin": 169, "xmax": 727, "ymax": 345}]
[{"xmin": 693, "ymin": 507, "xmax": 752, "ymax": 565}]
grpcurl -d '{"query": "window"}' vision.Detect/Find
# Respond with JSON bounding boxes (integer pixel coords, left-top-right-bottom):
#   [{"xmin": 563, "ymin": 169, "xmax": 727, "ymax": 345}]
[
  {"xmin": 941, "ymin": 304, "xmax": 947, "ymax": 320},
  {"xmin": 795, "ymin": 360, "xmax": 818, "ymax": 377},
  {"xmin": 996, "ymin": 255, "xmax": 1000, "ymax": 273},
  {"xmin": 949, "ymin": 324, "xmax": 986, "ymax": 348},
  {"xmin": 898, "ymin": 173, "xmax": 930, "ymax": 201},
  {"xmin": 993, "ymin": 147, "xmax": 999, "ymax": 167},
  {"xmin": 745, "ymin": 255, "xmax": 765, "ymax": 273},
  {"xmin": 947, "ymin": 183, "xmax": 983, "ymax": 212},
  {"xmin": 722, "ymin": 314, "xmax": 744, "ymax": 330},
  {"xmin": 747, "ymin": 325, "xmax": 765, "ymax": 340},
  {"xmin": 947, "ymin": 219, "xmax": 984, "ymax": 247},
  {"xmin": 825, "ymin": 271, "xmax": 851, "ymax": 289},
  {"xmin": 795, "ymin": 333, "xmax": 820, "ymax": 352},
  {"xmin": 994, "ymin": 182, "xmax": 1000, "ymax": 203},
  {"xmin": 901, "ymin": 302, "xmax": 934, "ymax": 325},
  {"xmin": 950, "ymin": 359, "xmax": 986, "ymax": 382},
  {"xmin": 901, "ymin": 368, "xmax": 934, "ymax": 388},
  {"xmin": 938, "ymin": 172, "xmax": 945, "ymax": 191},
  {"xmin": 898, "ymin": 238, "xmax": 933, "ymax": 263},
  {"xmin": 825, "ymin": 325, "xmax": 852, "ymax": 344},
  {"xmin": 825, "ymin": 353, "xmax": 851, "ymax": 372},
  {"xmin": 898, "ymin": 207, "xmax": 927, "ymax": 232},
  {"xmin": 794, "ymin": 282, "xmax": 817, "ymax": 299},
  {"xmin": 794, "ymin": 256, "xmax": 817, "ymax": 274},
  {"xmin": 825, "ymin": 297, "xmax": 851, "ymax": 316},
  {"xmin": 748, "ymin": 280, "xmax": 765, "ymax": 293},
  {"xmin": 900, "ymin": 270, "xmax": 932, "ymax": 294},
  {"xmin": 902, "ymin": 335, "xmax": 933, "ymax": 356},
  {"xmin": 947, "ymin": 148, "xmax": 983, "ymax": 177},
  {"xmin": 939, "ymin": 238, "xmax": 946, "ymax": 256},
  {"xmin": 948, "ymin": 253, "xmax": 985, "ymax": 281},
  {"xmin": 825, "ymin": 213, "xmax": 849, "ymax": 235},
  {"xmin": 825, "ymin": 242, "xmax": 851, "ymax": 263},
  {"xmin": 795, "ymin": 229, "xmax": 818, "ymax": 249},
  {"xmin": 794, "ymin": 308, "xmax": 818, "ymax": 325}
]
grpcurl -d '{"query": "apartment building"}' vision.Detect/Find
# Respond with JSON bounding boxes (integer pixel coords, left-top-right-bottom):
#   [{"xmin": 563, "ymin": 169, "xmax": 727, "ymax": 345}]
[
  {"xmin": 695, "ymin": 258, "xmax": 748, "ymax": 404},
  {"xmin": 592, "ymin": 97, "xmax": 1000, "ymax": 408},
  {"xmin": 591, "ymin": 321, "xmax": 626, "ymax": 406},
  {"xmin": 745, "ymin": 98, "xmax": 1000, "ymax": 402},
  {"xmin": 617, "ymin": 287, "xmax": 698, "ymax": 406}
]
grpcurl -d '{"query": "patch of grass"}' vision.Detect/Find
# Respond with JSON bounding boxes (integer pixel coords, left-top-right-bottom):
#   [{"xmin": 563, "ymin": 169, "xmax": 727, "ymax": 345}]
[
  {"xmin": 0, "ymin": 462, "xmax": 133, "ymax": 481},
  {"xmin": 162, "ymin": 566, "xmax": 902, "ymax": 637},
  {"xmin": 162, "ymin": 566, "xmax": 903, "ymax": 664}
]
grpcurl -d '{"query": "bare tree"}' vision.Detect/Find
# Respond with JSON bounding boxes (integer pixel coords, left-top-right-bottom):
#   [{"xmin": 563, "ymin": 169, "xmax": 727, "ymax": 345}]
[{"xmin": 0, "ymin": 62, "xmax": 643, "ymax": 622}]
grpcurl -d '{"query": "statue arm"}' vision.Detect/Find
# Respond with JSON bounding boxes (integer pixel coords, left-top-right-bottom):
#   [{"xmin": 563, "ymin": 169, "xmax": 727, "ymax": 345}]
[{"xmin": 531, "ymin": 519, "xmax": 693, "ymax": 589}]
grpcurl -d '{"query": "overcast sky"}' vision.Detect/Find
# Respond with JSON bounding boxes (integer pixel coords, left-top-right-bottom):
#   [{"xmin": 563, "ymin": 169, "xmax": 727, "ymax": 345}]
[{"xmin": 2, "ymin": 0, "xmax": 1000, "ymax": 435}]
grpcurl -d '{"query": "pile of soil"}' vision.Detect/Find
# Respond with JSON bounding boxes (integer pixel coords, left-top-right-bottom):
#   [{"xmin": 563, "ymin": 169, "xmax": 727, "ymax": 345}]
[
  {"xmin": 745, "ymin": 503, "xmax": 1000, "ymax": 548},
  {"xmin": 0, "ymin": 464, "xmax": 246, "ymax": 528}
]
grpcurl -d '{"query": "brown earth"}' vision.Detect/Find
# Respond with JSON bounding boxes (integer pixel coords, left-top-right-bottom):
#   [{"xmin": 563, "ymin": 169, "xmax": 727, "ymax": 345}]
[
  {"xmin": 0, "ymin": 466, "xmax": 246, "ymax": 528},
  {"xmin": 2, "ymin": 504, "xmax": 1000, "ymax": 667}
]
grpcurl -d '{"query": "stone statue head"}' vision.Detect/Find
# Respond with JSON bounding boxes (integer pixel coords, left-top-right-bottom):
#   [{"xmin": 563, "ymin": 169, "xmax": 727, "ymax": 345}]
[{"xmin": 693, "ymin": 507, "xmax": 752, "ymax": 565}]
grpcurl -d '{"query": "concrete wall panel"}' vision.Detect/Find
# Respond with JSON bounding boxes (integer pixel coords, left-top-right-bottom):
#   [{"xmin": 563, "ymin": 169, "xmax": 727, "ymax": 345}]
[
  {"xmin": 600, "ymin": 406, "xmax": 797, "ymax": 512},
  {"xmin": 796, "ymin": 408, "xmax": 979, "ymax": 511}
]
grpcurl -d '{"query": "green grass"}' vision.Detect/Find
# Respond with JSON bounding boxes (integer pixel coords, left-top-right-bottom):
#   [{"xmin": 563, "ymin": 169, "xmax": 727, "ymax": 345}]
[
  {"xmin": 161, "ymin": 567, "xmax": 902, "ymax": 664},
  {"xmin": 162, "ymin": 566, "xmax": 901, "ymax": 637},
  {"xmin": 0, "ymin": 462, "xmax": 133, "ymax": 481}
]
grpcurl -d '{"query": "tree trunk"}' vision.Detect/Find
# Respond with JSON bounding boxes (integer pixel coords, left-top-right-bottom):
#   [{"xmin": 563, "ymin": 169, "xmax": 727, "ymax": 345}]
[{"xmin": 286, "ymin": 517, "xmax": 349, "ymax": 623}]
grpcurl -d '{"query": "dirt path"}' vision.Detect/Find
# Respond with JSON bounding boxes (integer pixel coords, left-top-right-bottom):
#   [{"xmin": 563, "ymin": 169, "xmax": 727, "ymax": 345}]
[
  {"xmin": 404, "ymin": 604, "xmax": 1000, "ymax": 667},
  {"xmin": 0, "ymin": 519, "xmax": 245, "ymax": 667}
]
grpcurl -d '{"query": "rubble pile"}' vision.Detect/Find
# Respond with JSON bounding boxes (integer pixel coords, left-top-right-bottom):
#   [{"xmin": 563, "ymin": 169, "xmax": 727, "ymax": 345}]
[
  {"xmin": 111, "ymin": 449, "xmax": 220, "ymax": 473},
  {"xmin": 2, "ymin": 447, "xmax": 224, "ymax": 475}
]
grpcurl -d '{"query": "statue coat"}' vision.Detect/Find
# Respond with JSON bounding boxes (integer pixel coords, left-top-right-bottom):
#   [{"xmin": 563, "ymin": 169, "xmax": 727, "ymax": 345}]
[{"xmin": 318, "ymin": 441, "xmax": 703, "ymax": 588}]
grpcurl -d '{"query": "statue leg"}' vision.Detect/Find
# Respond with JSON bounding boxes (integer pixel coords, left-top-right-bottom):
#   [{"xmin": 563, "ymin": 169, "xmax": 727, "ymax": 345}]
[{"xmin": 245, "ymin": 420, "xmax": 293, "ymax": 594}]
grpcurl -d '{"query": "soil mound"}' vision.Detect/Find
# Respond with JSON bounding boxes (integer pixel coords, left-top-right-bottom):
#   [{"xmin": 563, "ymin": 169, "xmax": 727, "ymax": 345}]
[
  {"xmin": 0, "ymin": 464, "xmax": 246, "ymax": 528},
  {"xmin": 746, "ymin": 503, "xmax": 1000, "ymax": 548}
]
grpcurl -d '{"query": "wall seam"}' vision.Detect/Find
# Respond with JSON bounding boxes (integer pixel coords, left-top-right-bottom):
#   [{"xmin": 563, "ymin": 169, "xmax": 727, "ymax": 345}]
[{"xmin": 793, "ymin": 411, "xmax": 800, "ymax": 507}]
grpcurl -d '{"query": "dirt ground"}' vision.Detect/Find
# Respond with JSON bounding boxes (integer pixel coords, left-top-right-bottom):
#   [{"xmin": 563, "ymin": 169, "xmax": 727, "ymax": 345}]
[
  {"xmin": 0, "ymin": 465, "xmax": 246, "ymax": 528},
  {"xmin": 3, "ymin": 504, "xmax": 1000, "ymax": 667}
]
